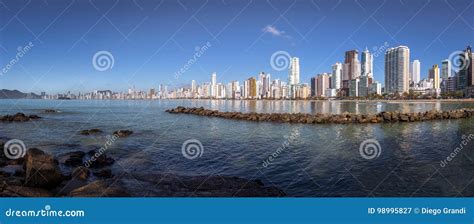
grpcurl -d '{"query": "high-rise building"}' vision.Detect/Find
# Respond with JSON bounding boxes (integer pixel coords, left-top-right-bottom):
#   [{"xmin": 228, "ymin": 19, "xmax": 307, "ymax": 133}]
[
  {"xmin": 431, "ymin": 64, "xmax": 440, "ymax": 90},
  {"xmin": 349, "ymin": 78, "xmax": 360, "ymax": 97},
  {"xmin": 385, "ymin": 46, "xmax": 410, "ymax": 94},
  {"xmin": 332, "ymin": 62, "xmax": 342, "ymax": 89},
  {"xmin": 316, "ymin": 73, "xmax": 330, "ymax": 97},
  {"xmin": 342, "ymin": 50, "xmax": 360, "ymax": 96},
  {"xmin": 259, "ymin": 72, "xmax": 271, "ymax": 98},
  {"xmin": 288, "ymin": 57, "xmax": 300, "ymax": 98},
  {"xmin": 310, "ymin": 77, "xmax": 317, "ymax": 97},
  {"xmin": 246, "ymin": 77, "xmax": 257, "ymax": 99},
  {"xmin": 210, "ymin": 72, "xmax": 217, "ymax": 98},
  {"xmin": 441, "ymin": 59, "xmax": 451, "ymax": 80},
  {"xmin": 361, "ymin": 48, "xmax": 373, "ymax": 77},
  {"xmin": 191, "ymin": 80, "xmax": 197, "ymax": 93},
  {"xmin": 410, "ymin": 60, "xmax": 421, "ymax": 85},
  {"xmin": 457, "ymin": 46, "xmax": 474, "ymax": 94}
]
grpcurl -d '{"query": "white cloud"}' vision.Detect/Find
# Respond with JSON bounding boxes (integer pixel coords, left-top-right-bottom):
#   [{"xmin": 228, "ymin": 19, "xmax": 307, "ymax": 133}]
[{"xmin": 262, "ymin": 25, "xmax": 287, "ymax": 37}]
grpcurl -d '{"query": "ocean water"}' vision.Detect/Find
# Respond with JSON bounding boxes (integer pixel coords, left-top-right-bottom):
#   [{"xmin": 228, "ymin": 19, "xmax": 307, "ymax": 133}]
[{"xmin": 1, "ymin": 99, "xmax": 473, "ymax": 197}]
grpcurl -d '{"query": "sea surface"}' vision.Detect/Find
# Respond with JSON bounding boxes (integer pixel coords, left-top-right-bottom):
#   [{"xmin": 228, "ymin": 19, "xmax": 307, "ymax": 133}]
[{"xmin": 1, "ymin": 99, "xmax": 473, "ymax": 197}]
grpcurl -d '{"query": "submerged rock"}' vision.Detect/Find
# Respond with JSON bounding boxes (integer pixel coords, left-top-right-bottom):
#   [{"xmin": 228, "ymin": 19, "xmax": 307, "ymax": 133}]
[
  {"xmin": 0, "ymin": 113, "xmax": 41, "ymax": 122},
  {"xmin": 113, "ymin": 130, "xmax": 133, "ymax": 137},
  {"xmin": 44, "ymin": 109, "xmax": 59, "ymax": 113},
  {"xmin": 79, "ymin": 129, "xmax": 103, "ymax": 135},
  {"xmin": 58, "ymin": 151, "xmax": 86, "ymax": 167},
  {"xmin": 69, "ymin": 180, "xmax": 130, "ymax": 197}
]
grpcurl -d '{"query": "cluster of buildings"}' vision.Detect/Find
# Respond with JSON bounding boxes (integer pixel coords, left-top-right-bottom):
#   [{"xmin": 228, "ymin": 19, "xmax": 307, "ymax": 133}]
[
  {"xmin": 409, "ymin": 46, "xmax": 474, "ymax": 97},
  {"xmin": 42, "ymin": 45, "xmax": 474, "ymax": 100}
]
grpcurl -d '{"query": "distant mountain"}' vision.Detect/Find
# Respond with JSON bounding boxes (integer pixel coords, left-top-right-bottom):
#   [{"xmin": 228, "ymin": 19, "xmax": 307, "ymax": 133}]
[{"xmin": 0, "ymin": 89, "xmax": 41, "ymax": 99}]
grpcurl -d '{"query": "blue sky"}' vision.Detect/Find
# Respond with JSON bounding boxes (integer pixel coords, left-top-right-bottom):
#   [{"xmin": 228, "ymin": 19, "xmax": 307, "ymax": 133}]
[{"xmin": 0, "ymin": 0, "xmax": 473, "ymax": 93}]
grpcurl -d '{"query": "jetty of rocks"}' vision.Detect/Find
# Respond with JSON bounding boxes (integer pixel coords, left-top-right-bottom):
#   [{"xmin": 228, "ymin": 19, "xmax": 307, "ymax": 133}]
[{"xmin": 166, "ymin": 106, "xmax": 474, "ymax": 124}]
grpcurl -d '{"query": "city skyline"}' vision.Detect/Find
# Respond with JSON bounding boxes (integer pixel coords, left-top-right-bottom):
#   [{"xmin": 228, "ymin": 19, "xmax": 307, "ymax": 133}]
[{"xmin": 0, "ymin": 0, "xmax": 473, "ymax": 93}]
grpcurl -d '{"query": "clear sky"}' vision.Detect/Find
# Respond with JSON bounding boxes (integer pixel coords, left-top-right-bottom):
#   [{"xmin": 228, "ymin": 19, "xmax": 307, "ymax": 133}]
[{"xmin": 0, "ymin": 0, "xmax": 472, "ymax": 94}]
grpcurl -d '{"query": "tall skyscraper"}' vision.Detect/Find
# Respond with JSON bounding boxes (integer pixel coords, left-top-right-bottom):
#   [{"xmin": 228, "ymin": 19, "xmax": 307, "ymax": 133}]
[
  {"xmin": 288, "ymin": 57, "xmax": 300, "ymax": 98},
  {"xmin": 441, "ymin": 59, "xmax": 451, "ymax": 80},
  {"xmin": 457, "ymin": 46, "xmax": 473, "ymax": 93},
  {"xmin": 191, "ymin": 80, "xmax": 197, "ymax": 93},
  {"xmin": 410, "ymin": 60, "xmax": 421, "ymax": 84},
  {"xmin": 310, "ymin": 77, "xmax": 317, "ymax": 97},
  {"xmin": 385, "ymin": 46, "xmax": 410, "ymax": 94},
  {"xmin": 431, "ymin": 64, "xmax": 440, "ymax": 90},
  {"xmin": 211, "ymin": 72, "xmax": 217, "ymax": 98},
  {"xmin": 248, "ymin": 77, "xmax": 257, "ymax": 99},
  {"xmin": 288, "ymin": 57, "xmax": 300, "ymax": 85},
  {"xmin": 361, "ymin": 48, "xmax": 373, "ymax": 77},
  {"xmin": 344, "ymin": 50, "xmax": 360, "ymax": 80},
  {"xmin": 332, "ymin": 62, "xmax": 342, "ymax": 89},
  {"xmin": 316, "ymin": 73, "xmax": 330, "ymax": 97}
]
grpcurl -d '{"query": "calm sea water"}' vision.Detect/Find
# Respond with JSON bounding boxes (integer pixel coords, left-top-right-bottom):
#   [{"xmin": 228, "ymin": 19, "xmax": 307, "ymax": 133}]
[{"xmin": 1, "ymin": 99, "xmax": 473, "ymax": 197}]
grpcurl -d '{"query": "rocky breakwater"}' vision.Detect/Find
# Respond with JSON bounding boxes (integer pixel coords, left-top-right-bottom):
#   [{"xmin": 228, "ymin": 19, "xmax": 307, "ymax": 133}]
[{"xmin": 166, "ymin": 106, "xmax": 474, "ymax": 124}]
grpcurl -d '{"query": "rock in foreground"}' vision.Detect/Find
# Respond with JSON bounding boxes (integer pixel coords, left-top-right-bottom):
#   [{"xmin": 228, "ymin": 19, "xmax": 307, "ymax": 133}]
[{"xmin": 24, "ymin": 148, "xmax": 63, "ymax": 189}]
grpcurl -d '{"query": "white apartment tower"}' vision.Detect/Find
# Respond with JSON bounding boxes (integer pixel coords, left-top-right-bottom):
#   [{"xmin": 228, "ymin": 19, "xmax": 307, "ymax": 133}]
[{"xmin": 385, "ymin": 46, "xmax": 410, "ymax": 94}]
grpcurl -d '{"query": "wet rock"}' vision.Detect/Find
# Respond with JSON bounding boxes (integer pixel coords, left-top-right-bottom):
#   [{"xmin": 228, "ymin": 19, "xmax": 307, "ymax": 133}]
[
  {"xmin": 0, "ymin": 113, "xmax": 41, "ymax": 122},
  {"xmin": 79, "ymin": 129, "xmax": 103, "ymax": 135},
  {"xmin": 44, "ymin": 109, "xmax": 59, "ymax": 113},
  {"xmin": 72, "ymin": 166, "xmax": 90, "ymax": 181},
  {"xmin": 24, "ymin": 148, "xmax": 63, "ymax": 189},
  {"xmin": 69, "ymin": 180, "xmax": 130, "ymax": 197},
  {"xmin": 93, "ymin": 169, "xmax": 113, "ymax": 178},
  {"xmin": 118, "ymin": 173, "xmax": 286, "ymax": 197},
  {"xmin": 1, "ymin": 185, "xmax": 53, "ymax": 197},
  {"xmin": 113, "ymin": 130, "xmax": 133, "ymax": 137},
  {"xmin": 165, "ymin": 106, "xmax": 474, "ymax": 125},
  {"xmin": 85, "ymin": 150, "xmax": 115, "ymax": 168},
  {"xmin": 58, "ymin": 151, "xmax": 85, "ymax": 167}
]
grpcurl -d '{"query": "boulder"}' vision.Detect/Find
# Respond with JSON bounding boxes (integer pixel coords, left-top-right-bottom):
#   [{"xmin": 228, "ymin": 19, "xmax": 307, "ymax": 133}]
[
  {"xmin": 24, "ymin": 148, "xmax": 63, "ymax": 189},
  {"xmin": 93, "ymin": 169, "xmax": 113, "ymax": 178},
  {"xmin": 71, "ymin": 166, "xmax": 90, "ymax": 180},
  {"xmin": 58, "ymin": 151, "xmax": 85, "ymax": 167},
  {"xmin": 86, "ymin": 150, "xmax": 115, "ymax": 168},
  {"xmin": 69, "ymin": 180, "xmax": 130, "ymax": 197},
  {"xmin": 1, "ymin": 185, "xmax": 53, "ymax": 197}
]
